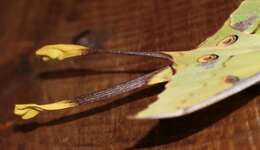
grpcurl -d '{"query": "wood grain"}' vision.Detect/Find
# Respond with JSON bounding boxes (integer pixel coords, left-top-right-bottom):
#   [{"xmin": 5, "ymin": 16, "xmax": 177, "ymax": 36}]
[{"xmin": 0, "ymin": 0, "xmax": 259, "ymax": 149}]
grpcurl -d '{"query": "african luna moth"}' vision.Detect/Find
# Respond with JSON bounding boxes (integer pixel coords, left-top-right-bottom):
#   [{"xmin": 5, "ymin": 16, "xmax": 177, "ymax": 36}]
[{"xmin": 15, "ymin": 0, "xmax": 260, "ymax": 120}]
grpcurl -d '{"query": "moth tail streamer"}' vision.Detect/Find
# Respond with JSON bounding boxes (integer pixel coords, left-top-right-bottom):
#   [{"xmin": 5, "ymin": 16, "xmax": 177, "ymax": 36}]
[
  {"xmin": 14, "ymin": 66, "xmax": 173, "ymax": 120},
  {"xmin": 14, "ymin": 100, "xmax": 77, "ymax": 120},
  {"xmin": 35, "ymin": 44, "xmax": 89, "ymax": 61},
  {"xmin": 35, "ymin": 44, "xmax": 173, "ymax": 62},
  {"xmin": 14, "ymin": 44, "xmax": 174, "ymax": 120}
]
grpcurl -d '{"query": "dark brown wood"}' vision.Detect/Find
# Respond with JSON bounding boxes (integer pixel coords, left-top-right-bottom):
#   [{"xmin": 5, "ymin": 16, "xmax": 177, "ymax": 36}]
[{"xmin": 1, "ymin": 0, "xmax": 259, "ymax": 149}]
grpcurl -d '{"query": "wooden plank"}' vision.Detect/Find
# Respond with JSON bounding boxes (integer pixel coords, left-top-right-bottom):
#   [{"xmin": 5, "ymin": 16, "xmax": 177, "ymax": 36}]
[{"xmin": 1, "ymin": 0, "xmax": 259, "ymax": 149}]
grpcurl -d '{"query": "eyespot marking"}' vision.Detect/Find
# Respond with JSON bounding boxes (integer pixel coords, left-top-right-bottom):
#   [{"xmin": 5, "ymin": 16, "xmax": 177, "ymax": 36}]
[
  {"xmin": 197, "ymin": 54, "xmax": 219, "ymax": 64},
  {"xmin": 217, "ymin": 35, "xmax": 238, "ymax": 47}
]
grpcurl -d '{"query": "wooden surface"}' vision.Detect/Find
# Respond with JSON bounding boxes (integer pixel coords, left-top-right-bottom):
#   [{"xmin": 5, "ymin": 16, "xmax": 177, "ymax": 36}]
[{"xmin": 0, "ymin": 0, "xmax": 260, "ymax": 149}]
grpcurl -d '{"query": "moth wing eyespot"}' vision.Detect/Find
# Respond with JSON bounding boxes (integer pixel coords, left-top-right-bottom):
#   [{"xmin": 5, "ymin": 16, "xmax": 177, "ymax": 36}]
[
  {"xmin": 197, "ymin": 54, "xmax": 219, "ymax": 64},
  {"xmin": 217, "ymin": 35, "xmax": 239, "ymax": 46}
]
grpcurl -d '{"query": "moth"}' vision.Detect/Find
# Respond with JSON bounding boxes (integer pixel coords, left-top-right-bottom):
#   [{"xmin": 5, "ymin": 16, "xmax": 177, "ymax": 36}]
[{"xmin": 15, "ymin": 0, "xmax": 260, "ymax": 120}]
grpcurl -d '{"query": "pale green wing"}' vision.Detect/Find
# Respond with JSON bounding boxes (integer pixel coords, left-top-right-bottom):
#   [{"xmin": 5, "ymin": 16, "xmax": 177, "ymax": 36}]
[
  {"xmin": 135, "ymin": 0, "xmax": 260, "ymax": 119},
  {"xmin": 200, "ymin": 0, "xmax": 260, "ymax": 48},
  {"xmin": 199, "ymin": 20, "xmax": 260, "ymax": 48},
  {"xmin": 230, "ymin": 0, "xmax": 260, "ymax": 34},
  {"xmin": 135, "ymin": 46, "xmax": 260, "ymax": 119}
]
